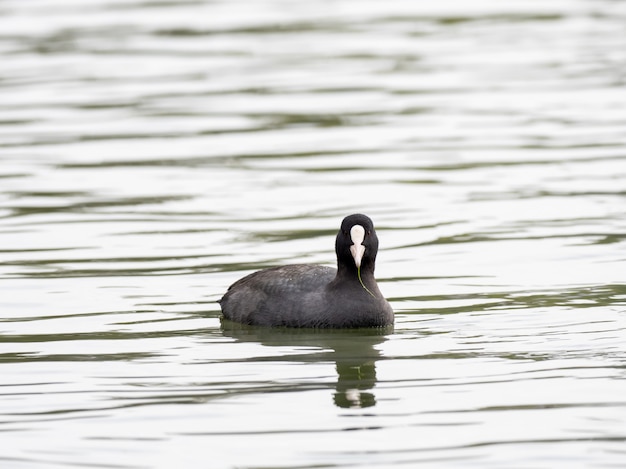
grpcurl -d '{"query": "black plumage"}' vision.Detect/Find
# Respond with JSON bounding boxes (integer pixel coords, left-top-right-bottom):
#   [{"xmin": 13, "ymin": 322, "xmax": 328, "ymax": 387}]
[{"xmin": 219, "ymin": 214, "xmax": 393, "ymax": 328}]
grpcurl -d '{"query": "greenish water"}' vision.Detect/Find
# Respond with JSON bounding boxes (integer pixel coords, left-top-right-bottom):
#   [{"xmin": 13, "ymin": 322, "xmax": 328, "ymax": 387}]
[{"xmin": 1, "ymin": 0, "xmax": 626, "ymax": 468}]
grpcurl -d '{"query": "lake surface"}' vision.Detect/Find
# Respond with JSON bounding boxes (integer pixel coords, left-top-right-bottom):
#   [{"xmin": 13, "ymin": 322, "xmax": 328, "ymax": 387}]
[{"xmin": 1, "ymin": 0, "xmax": 626, "ymax": 467}]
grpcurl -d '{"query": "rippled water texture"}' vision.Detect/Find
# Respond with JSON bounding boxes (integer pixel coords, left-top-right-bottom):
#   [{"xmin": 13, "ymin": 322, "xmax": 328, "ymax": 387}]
[{"xmin": 1, "ymin": 0, "xmax": 626, "ymax": 468}]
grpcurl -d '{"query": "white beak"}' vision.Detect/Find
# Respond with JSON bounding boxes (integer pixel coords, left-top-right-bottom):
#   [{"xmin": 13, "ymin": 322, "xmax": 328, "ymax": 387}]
[{"xmin": 349, "ymin": 224, "xmax": 366, "ymax": 268}]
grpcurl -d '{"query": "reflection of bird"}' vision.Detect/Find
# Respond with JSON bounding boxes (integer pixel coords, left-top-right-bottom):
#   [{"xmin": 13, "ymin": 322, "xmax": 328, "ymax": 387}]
[
  {"xmin": 219, "ymin": 325, "xmax": 387, "ymax": 408},
  {"xmin": 219, "ymin": 214, "xmax": 394, "ymax": 328},
  {"xmin": 334, "ymin": 361, "xmax": 378, "ymax": 408}
]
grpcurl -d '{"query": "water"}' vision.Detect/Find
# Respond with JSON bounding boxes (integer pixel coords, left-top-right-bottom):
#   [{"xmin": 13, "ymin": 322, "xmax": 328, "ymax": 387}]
[{"xmin": 1, "ymin": 0, "xmax": 626, "ymax": 467}]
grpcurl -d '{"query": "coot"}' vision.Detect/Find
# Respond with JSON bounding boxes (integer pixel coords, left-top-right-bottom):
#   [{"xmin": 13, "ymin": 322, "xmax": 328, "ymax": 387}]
[{"xmin": 219, "ymin": 214, "xmax": 394, "ymax": 328}]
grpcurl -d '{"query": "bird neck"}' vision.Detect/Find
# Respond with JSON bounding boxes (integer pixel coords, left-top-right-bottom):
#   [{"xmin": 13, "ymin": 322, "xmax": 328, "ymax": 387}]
[{"xmin": 337, "ymin": 261, "xmax": 375, "ymax": 283}]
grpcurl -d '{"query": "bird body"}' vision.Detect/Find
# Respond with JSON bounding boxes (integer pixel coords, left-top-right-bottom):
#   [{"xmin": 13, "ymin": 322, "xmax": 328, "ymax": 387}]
[{"xmin": 219, "ymin": 214, "xmax": 393, "ymax": 328}]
